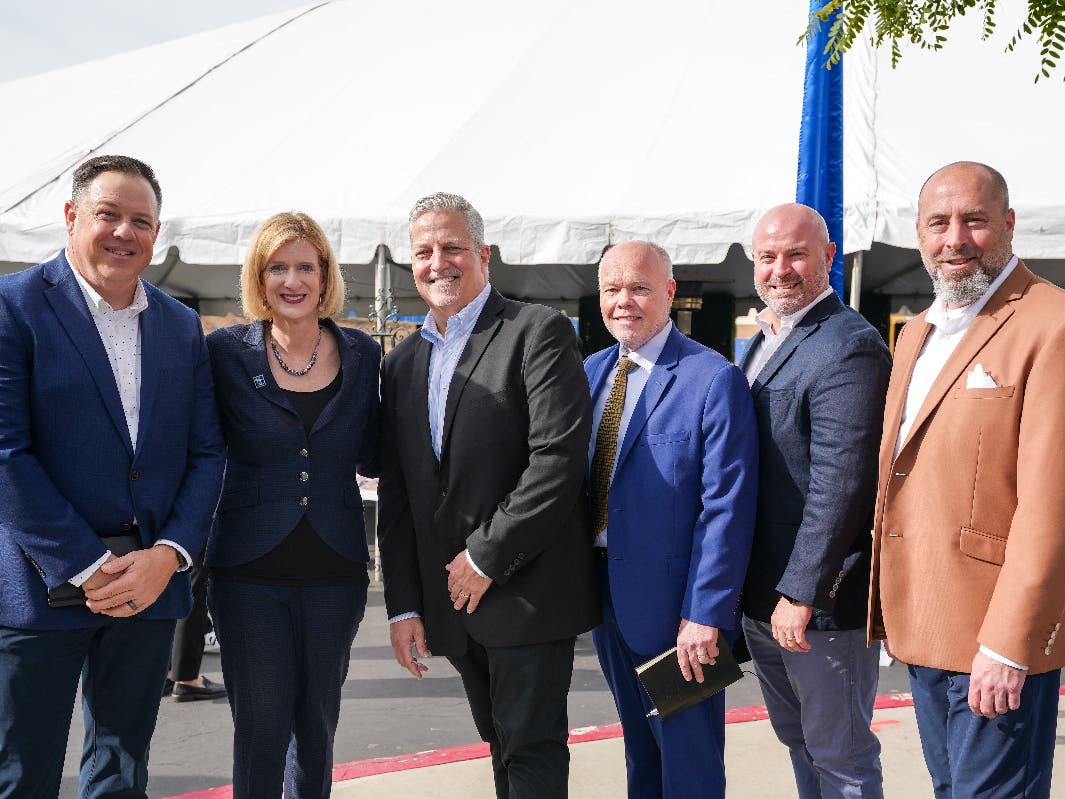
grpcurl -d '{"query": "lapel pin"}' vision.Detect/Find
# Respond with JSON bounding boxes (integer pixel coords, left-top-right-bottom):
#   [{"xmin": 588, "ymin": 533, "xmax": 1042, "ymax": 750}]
[{"xmin": 253, "ymin": 374, "xmax": 267, "ymax": 389}]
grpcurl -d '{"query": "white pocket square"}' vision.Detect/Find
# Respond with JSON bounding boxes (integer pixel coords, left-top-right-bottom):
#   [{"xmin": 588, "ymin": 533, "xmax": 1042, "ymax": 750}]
[{"xmin": 966, "ymin": 363, "xmax": 999, "ymax": 389}]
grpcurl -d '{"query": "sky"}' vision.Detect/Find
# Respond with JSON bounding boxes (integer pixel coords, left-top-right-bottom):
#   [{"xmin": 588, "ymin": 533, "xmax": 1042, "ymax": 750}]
[{"xmin": 0, "ymin": 0, "xmax": 313, "ymax": 82}]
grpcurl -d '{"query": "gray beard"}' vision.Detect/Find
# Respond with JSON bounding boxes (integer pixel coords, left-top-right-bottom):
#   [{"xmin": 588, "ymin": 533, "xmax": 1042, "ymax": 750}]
[{"xmin": 929, "ymin": 267, "xmax": 993, "ymax": 307}]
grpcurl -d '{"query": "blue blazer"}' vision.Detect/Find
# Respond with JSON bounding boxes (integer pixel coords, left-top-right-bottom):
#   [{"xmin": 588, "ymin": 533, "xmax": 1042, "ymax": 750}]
[
  {"xmin": 585, "ymin": 326, "xmax": 758, "ymax": 655},
  {"xmin": 739, "ymin": 292, "xmax": 890, "ymax": 630},
  {"xmin": 205, "ymin": 319, "xmax": 381, "ymax": 567},
  {"xmin": 0, "ymin": 254, "xmax": 225, "ymax": 629}
]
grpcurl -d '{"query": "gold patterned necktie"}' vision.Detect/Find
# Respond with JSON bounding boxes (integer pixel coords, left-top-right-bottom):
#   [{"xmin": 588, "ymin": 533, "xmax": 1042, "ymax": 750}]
[{"xmin": 590, "ymin": 356, "xmax": 638, "ymax": 537}]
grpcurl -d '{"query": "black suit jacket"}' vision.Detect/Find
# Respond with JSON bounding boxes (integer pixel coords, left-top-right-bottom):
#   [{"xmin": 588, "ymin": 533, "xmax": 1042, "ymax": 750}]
[
  {"xmin": 740, "ymin": 293, "xmax": 890, "ymax": 631},
  {"xmin": 378, "ymin": 290, "xmax": 600, "ymax": 656}
]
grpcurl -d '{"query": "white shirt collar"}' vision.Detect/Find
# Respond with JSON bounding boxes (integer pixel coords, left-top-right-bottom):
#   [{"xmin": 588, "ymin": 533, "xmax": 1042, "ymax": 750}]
[
  {"xmin": 621, "ymin": 319, "xmax": 673, "ymax": 372},
  {"xmin": 65, "ymin": 248, "xmax": 148, "ymax": 315},
  {"xmin": 925, "ymin": 256, "xmax": 1018, "ymax": 334},
  {"xmin": 754, "ymin": 287, "xmax": 835, "ymax": 337}
]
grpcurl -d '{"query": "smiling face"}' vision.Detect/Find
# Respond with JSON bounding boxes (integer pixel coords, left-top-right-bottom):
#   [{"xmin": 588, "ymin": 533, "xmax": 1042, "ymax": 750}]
[
  {"xmin": 752, "ymin": 204, "xmax": 834, "ymax": 321},
  {"xmin": 917, "ymin": 164, "xmax": 1015, "ymax": 308},
  {"xmin": 260, "ymin": 238, "xmax": 323, "ymax": 325},
  {"xmin": 64, "ymin": 170, "xmax": 160, "ymax": 309},
  {"xmin": 410, "ymin": 209, "xmax": 490, "ymax": 330},
  {"xmin": 598, "ymin": 241, "xmax": 676, "ymax": 352}
]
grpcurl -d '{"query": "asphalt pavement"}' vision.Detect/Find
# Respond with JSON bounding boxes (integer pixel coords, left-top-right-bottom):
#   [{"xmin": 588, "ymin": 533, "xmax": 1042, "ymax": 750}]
[{"xmin": 61, "ymin": 583, "xmax": 928, "ymax": 798}]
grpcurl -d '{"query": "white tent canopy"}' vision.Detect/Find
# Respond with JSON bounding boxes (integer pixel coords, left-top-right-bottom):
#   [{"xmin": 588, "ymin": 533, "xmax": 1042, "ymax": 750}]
[{"xmin": 1, "ymin": 0, "xmax": 1063, "ymax": 308}]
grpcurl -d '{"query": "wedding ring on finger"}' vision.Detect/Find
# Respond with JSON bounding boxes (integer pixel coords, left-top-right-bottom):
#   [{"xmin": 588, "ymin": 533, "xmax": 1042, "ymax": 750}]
[{"xmin": 127, "ymin": 600, "xmax": 138, "ymax": 611}]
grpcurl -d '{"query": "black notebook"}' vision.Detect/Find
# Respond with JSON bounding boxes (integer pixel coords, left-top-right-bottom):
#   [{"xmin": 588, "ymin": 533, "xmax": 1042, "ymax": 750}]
[{"xmin": 635, "ymin": 637, "xmax": 742, "ymax": 721}]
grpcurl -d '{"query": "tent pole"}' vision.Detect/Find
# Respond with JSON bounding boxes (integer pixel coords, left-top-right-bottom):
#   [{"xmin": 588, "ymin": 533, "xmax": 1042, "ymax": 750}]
[
  {"xmin": 373, "ymin": 245, "xmax": 389, "ymax": 335},
  {"xmin": 849, "ymin": 250, "xmax": 863, "ymax": 311}
]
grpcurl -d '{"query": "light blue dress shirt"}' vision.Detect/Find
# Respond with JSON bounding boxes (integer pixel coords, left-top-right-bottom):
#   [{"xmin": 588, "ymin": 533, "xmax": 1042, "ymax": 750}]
[{"xmin": 420, "ymin": 282, "xmax": 493, "ymax": 460}]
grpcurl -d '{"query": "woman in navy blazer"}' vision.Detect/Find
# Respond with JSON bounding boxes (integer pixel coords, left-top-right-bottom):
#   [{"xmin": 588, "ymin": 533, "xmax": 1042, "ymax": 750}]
[{"xmin": 206, "ymin": 212, "xmax": 380, "ymax": 799}]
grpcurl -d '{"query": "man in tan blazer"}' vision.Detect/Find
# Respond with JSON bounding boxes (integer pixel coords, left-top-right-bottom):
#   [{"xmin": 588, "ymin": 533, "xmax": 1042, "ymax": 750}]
[{"xmin": 869, "ymin": 161, "xmax": 1065, "ymax": 798}]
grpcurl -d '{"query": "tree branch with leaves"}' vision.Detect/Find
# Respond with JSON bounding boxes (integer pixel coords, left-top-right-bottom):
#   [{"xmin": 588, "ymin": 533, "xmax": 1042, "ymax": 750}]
[{"xmin": 807, "ymin": 0, "xmax": 1065, "ymax": 82}]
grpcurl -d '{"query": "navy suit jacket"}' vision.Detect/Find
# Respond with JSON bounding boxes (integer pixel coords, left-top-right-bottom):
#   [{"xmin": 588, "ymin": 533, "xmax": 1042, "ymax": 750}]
[
  {"xmin": 205, "ymin": 319, "xmax": 380, "ymax": 567},
  {"xmin": 740, "ymin": 292, "xmax": 890, "ymax": 631},
  {"xmin": 585, "ymin": 325, "xmax": 758, "ymax": 656},
  {"xmin": 0, "ymin": 253, "xmax": 225, "ymax": 630}
]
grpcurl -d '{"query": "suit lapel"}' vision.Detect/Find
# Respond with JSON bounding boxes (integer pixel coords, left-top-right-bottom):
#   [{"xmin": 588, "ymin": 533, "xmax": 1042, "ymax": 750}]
[
  {"xmin": 440, "ymin": 291, "xmax": 504, "ymax": 460},
  {"xmin": 587, "ymin": 344, "xmax": 620, "ymax": 406},
  {"xmin": 239, "ymin": 322, "xmax": 298, "ymax": 419},
  {"xmin": 615, "ymin": 327, "xmax": 680, "ymax": 470},
  {"xmin": 310, "ymin": 320, "xmax": 361, "ymax": 436},
  {"xmin": 737, "ymin": 330, "xmax": 764, "ymax": 374},
  {"xmin": 42, "ymin": 259, "xmax": 133, "ymax": 455},
  {"xmin": 750, "ymin": 294, "xmax": 839, "ymax": 398},
  {"xmin": 408, "ymin": 334, "xmax": 435, "ymax": 458},
  {"xmin": 880, "ymin": 316, "xmax": 931, "ymax": 463},
  {"xmin": 135, "ymin": 293, "xmax": 161, "ymax": 457},
  {"xmin": 896, "ymin": 266, "xmax": 1029, "ymax": 459}
]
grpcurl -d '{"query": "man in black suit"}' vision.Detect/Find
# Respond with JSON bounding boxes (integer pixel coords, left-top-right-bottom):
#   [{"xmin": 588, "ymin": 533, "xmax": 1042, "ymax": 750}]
[
  {"xmin": 378, "ymin": 192, "xmax": 599, "ymax": 799},
  {"xmin": 739, "ymin": 204, "xmax": 891, "ymax": 799}
]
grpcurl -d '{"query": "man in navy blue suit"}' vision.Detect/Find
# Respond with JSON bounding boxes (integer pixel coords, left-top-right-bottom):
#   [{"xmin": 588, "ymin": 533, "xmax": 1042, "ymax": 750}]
[
  {"xmin": 585, "ymin": 240, "xmax": 758, "ymax": 798},
  {"xmin": 739, "ymin": 204, "xmax": 890, "ymax": 799},
  {"xmin": 0, "ymin": 155, "xmax": 225, "ymax": 799}
]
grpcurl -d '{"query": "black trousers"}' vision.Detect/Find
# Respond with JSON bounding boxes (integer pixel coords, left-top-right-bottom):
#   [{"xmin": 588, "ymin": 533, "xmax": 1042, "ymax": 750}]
[
  {"xmin": 170, "ymin": 561, "xmax": 209, "ymax": 682},
  {"xmin": 448, "ymin": 635, "xmax": 576, "ymax": 799}
]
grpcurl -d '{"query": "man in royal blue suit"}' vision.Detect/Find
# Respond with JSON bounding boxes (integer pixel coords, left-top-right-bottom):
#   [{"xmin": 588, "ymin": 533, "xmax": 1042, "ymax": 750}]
[
  {"xmin": 585, "ymin": 240, "xmax": 758, "ymax": 798},
  {"xmin": 0, "ymin": 155, "xmax": 225, "ymax": 799},
  {"xmin": 739, "ymin": 204, "xmax": 890, "ymax": 799}
]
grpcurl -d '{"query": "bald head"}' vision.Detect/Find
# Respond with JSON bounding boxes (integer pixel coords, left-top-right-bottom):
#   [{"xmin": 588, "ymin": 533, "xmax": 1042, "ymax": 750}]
[
  {"xmin": 751, "ymin": 204, "xmax": 835, "ymax": 320},
  {"xmin": 915, "ymin": 162, "xmax": 1015, "ymax": 308},
  {"xmin": 753, "ymin": 204, "xmax": 830, "ymax": 250},
  {"xmin": 599, "ymin": 241, "xmax": 673, "ymax": 284},
  {"xmin": 598, "ymin": 240, "xmax": 676, "ymax": 351},
  {"xmin": 919, "ymin": 161, "xmax": 1009, "ymax": 216}
]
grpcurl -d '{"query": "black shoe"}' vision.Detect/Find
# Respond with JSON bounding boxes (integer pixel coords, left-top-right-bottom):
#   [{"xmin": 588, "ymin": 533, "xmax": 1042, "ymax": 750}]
[
  {"xmin": 162, "ymin": 678, "xmax": 174, "ymax": 698},
  {"xmin": 172, "ymin": 676, "xmax": 227, "ymax": 702}
]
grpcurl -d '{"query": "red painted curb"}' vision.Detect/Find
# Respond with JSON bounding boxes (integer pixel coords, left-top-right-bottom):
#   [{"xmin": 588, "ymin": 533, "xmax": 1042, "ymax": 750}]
[{"xmin": 169, "ymin": 688, "xmax": 1065, "ymax": 798}]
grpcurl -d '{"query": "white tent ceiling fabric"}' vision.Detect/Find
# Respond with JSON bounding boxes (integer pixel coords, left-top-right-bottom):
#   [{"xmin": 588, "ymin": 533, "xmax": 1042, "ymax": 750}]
[{"xmin": 1, "ymin": 0, "xmax": 1062, "ymax": 280}]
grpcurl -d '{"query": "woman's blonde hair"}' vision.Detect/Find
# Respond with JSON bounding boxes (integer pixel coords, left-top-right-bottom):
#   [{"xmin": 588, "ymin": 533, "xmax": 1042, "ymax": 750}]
[{"xmin": 240, "ymin": 212, "xmax": 345, "ymax": 321}]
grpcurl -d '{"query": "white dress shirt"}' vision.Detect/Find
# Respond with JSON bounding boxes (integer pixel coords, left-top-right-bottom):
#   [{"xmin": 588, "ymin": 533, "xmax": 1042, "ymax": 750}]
[
  {"xmin": 892, "ymin": 256, "xmax": 1024, "ymax": 670},
  {"xmin": 65, "ymin": 251, "xmax": 190, "ymax": 585},
  {"xmin": 590, "ymin": 320, "xmax": 674, "ymax": 547},
  {"xmin": 743, "ymin": 287, "xmax": 835, "ymax": 386}
]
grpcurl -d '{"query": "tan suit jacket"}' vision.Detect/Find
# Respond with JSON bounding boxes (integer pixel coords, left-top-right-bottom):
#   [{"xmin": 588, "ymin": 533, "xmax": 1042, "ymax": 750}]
[{"xmin": 869, "ymin": 261, "xmax": 1065, "ymax": 674}]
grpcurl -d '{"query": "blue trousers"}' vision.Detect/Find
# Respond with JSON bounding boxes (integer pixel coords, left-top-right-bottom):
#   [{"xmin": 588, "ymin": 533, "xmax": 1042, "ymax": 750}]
[
  {"xmin": 592, "ymin": 563, "xmax": 727, "ymax": 799},
  {"xmin": 742, "ymin": 616, "xmax": 882, "ymax": 799},
  {"xmin": 209, "ymin": 580, "xmax": 367, "ymax": 799},
  {"xmin": 0, "ymin": 619, "xmax": 175, "ymax": 799},
  {"xmin": 908, "ymin": 663, "xmax": 1060, "ymax": 798}
]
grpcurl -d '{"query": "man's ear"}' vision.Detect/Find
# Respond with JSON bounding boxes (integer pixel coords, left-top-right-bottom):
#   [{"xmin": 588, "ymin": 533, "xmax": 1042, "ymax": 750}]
[{"xmin": 64, "ymin": 201, "xmax": 77, "ymax": 236}]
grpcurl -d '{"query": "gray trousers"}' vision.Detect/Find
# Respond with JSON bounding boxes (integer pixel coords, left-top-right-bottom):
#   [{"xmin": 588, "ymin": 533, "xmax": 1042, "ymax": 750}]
[{"xmin": 742, "ymin": 616, "xmax": 883, "ymax": 799}]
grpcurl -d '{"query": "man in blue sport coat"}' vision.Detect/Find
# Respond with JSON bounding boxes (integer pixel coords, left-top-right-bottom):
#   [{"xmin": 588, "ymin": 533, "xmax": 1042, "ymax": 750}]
[
  {"xmin": 585, "ymin": 240, "xmax": 758, "ymax": 798},
  {"xmin": 0, "ymin": 155, "xmax": 225, "ymax": 799},
  {"xmin": 739, "ymin": 204, "xmax": 891, "ymax": 799}
]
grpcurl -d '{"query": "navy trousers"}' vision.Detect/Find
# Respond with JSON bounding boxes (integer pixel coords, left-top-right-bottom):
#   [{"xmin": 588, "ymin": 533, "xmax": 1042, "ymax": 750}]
[
  {"xmin": 448, "ymin": 635, "xmax": 576, "ymax": 799},
  {"xmin": 908, "ymin": 663, "xmax": 1060, "ymax": 798},
  {"xmin": 208, "ymin": 579, "xmax": 367, "ymax": 799},
  {"xmin": 0, "ymin": 619, "xmax": 175, "ymax": 799},
  {"xmin": 592, "ymin": 563, "xmax": 727, "ymax": 799}
]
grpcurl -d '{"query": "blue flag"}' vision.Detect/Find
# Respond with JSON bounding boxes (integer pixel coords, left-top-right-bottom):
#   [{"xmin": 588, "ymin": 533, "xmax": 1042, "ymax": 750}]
[{"xmin": 796, "ymin": 0, "xmax": 844, "ymax": 298}]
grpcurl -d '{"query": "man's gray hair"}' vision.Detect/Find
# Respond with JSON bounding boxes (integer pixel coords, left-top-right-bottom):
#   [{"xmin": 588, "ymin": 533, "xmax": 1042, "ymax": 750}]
[
  {"xmin": 409, "ymin": 192, "xmax": 486, "ymax": 249},
  {"xmin": 645, "ymin": 242, "xmax": 674, "ymax": 278},
  {"xmin": 598, "ymin": 241, "xmax": 675, "ymax": 286}
]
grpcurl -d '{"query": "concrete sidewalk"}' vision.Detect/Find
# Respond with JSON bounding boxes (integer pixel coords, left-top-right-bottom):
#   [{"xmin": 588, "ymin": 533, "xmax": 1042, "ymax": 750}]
[{"xmin": 331, "ymin": 700, "xmax": 1065, "ymax": 798}]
